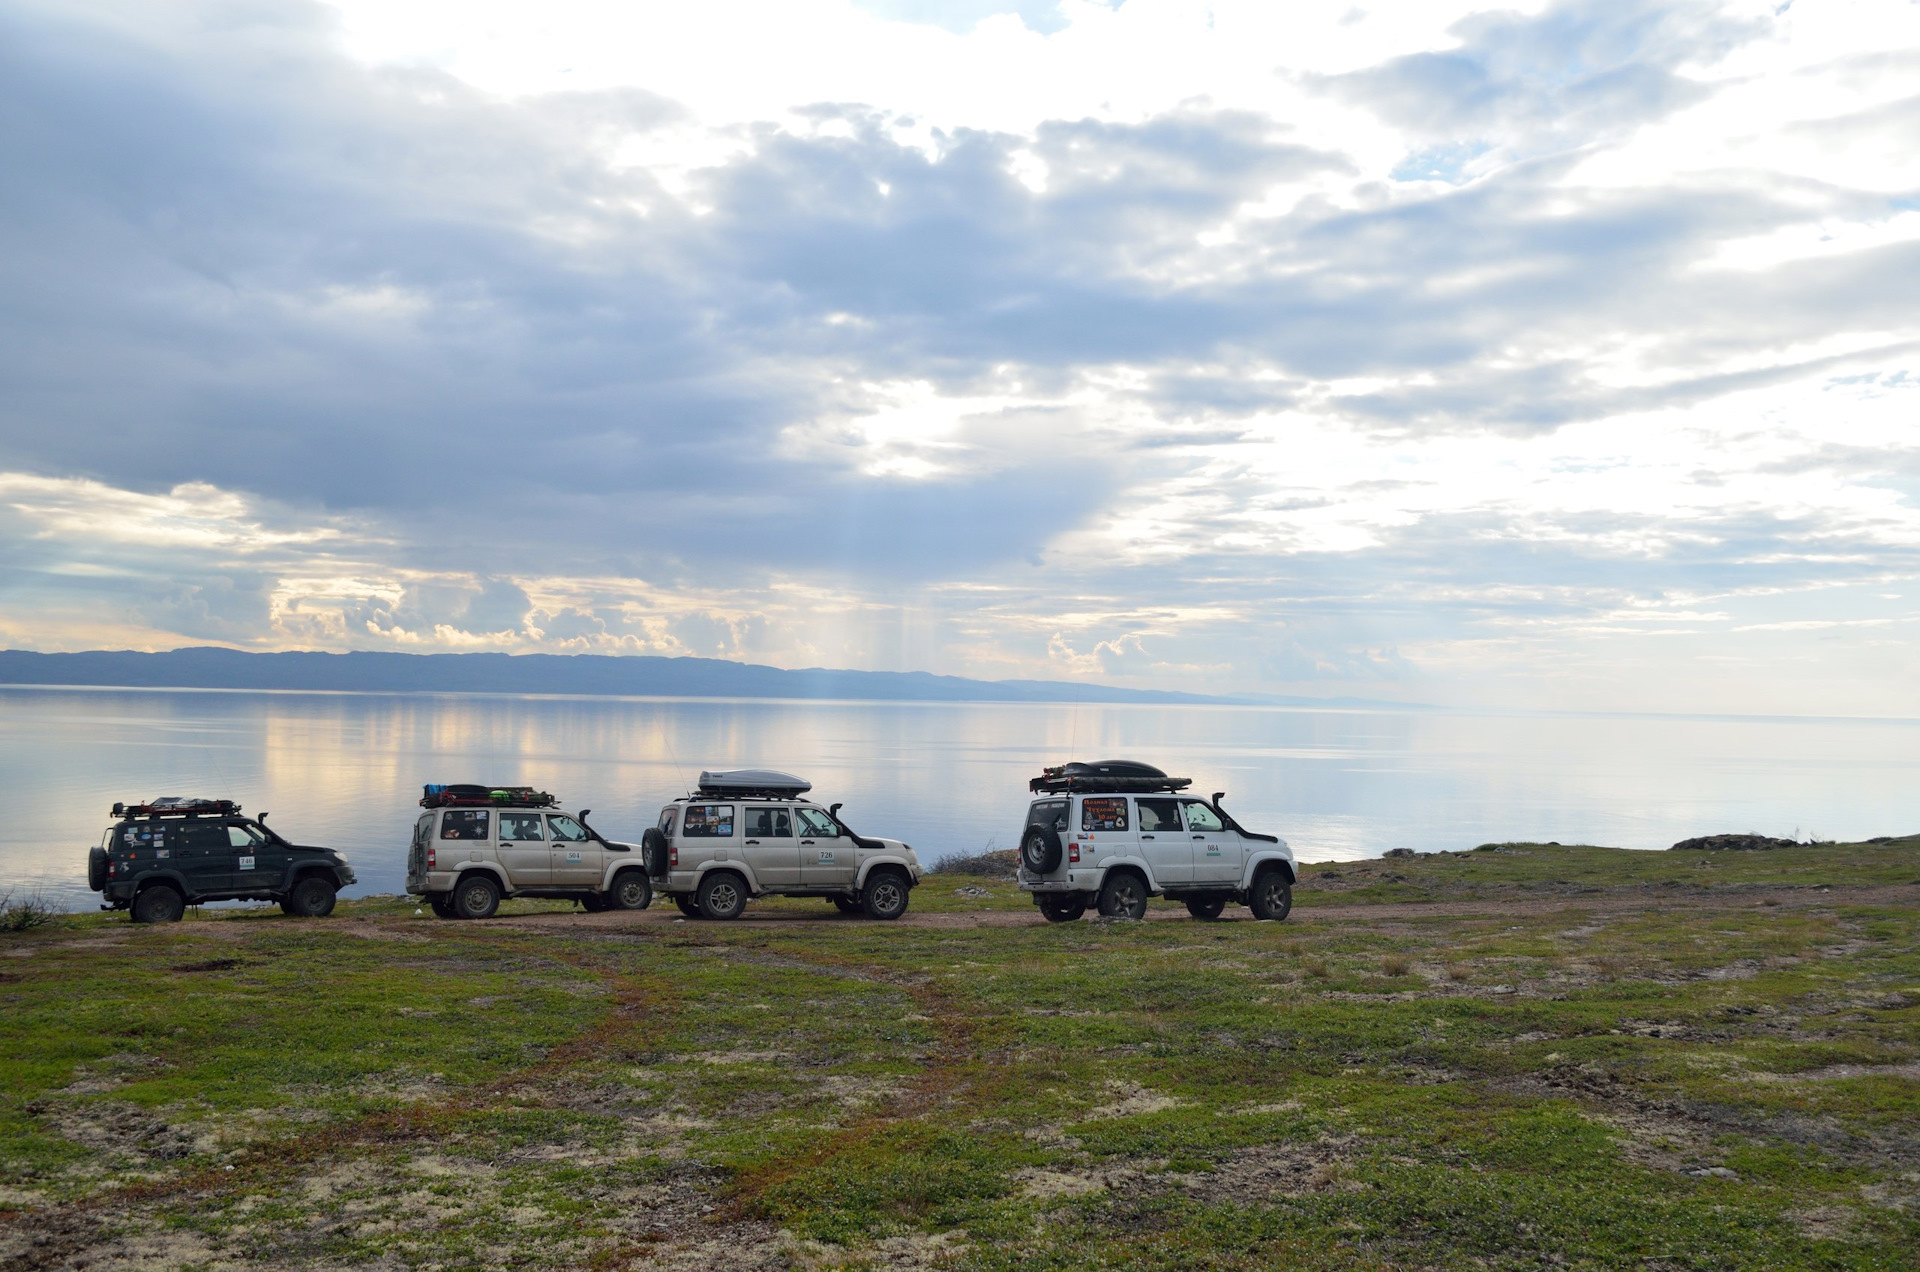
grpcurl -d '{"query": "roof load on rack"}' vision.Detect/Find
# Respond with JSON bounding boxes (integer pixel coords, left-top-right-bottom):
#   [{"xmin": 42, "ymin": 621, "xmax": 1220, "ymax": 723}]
[
  {"xmin": 112, "ymin": 797, "xmax": 240, "ymax": 818},
  {"xmin": 695, "ymin": 769, "xmax": 812, "ymax": 798},
  {"xmin": 1029, "ymin": 761, "xmax": 1193, "ymax": 794},
  {"xmin": 419, "ymin": 785, "xmax": 558, "ymax": 809}
]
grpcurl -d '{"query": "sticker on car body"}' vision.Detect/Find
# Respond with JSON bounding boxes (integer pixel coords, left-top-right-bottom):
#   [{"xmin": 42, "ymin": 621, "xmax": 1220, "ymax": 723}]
[{"xmin": 239, "ymin": 855, "xmax": 255, "ymax": 870}]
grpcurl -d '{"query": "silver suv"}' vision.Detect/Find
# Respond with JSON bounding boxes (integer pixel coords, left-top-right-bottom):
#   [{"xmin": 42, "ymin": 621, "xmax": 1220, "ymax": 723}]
[
  {"xmin": 1016, "ymin": 761, "xmax": 1295, "ymax": 922},
  {"xmin": 643, "ymin": 770, "xmax": 921, "ymax": 920},
  {"xmin": 405, "ymin": 785, "xmax": 651, "ymax": 919}
]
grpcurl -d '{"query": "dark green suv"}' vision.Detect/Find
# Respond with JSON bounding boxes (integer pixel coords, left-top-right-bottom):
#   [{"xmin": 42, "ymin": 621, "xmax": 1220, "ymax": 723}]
[{"xmin": 88, "ymin": 798, "xmax": 357, "ymax": 923}]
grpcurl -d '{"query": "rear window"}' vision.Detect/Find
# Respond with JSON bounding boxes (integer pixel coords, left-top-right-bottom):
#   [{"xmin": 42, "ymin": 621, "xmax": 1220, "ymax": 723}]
[
  {"xmin": 1026, "ymin": 800, "xmax": 1067, "ymax": 831},
  {"xmin": 413, "ymin": 814, "xmax": 432, "ymax": 850},
  {"xmin": 1136, "ymin": 798, "xmax": 1180, "ymax": 832},
  {"xmin": 441, "ymin": 810, "xmax": 490, "ymax": 840},
  {"xmin": 657, "ymin": 808, "xmax": 677, "ymax": 835},
  {"xmin": 1081, "ymin": 797, "xmax": 1129, "ymax": 832},
  {"xmin": 683, "ymin": 804, "xmax": 735, "ymax": 837}
]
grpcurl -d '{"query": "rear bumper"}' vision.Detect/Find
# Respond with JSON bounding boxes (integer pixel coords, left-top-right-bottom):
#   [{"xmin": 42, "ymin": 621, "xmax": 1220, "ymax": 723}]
[{"xmin": 1018, "ymin": 872, "xmax": 1087, "ymax": 894}]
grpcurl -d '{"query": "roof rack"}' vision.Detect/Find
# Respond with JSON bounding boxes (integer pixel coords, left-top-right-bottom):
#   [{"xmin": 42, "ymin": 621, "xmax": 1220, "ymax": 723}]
[
  {"xmin": 420, "ymin": 784, "xmax": 558, "ymax": 809},
  {"xmin": 693, "ymin": 769, "xmax": 812, "ymax": 800},
  {"xmin": 113, "ymin": 797, "xmax": 240, "ymax": 818},
  {"xmin": 1029, "ymin": 761, "xmax": 1192, "ymax": 795}
]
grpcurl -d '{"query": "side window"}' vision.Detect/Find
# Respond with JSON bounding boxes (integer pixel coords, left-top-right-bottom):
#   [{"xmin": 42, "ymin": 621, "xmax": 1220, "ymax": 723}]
[
  {"xmin": 683, "ymin": 804, "xmax": 735, "ymax": 838},
  {"xmin": 1026, "ymin": 800, "xmax": 1068, "ymax": 831},
  {"xmin": 1181, "ymin": 802, "xmax": 1224, "ymax": 833},
  {"xmin": 1135, "ymin": 799, "xmax": 1180, "ymax": 833},
  {"xmin": 1081, "ymin": 797, "xmax": 1129, "ymax": 832},
  {"xmin": 177, "ymin": 822, "xmax": 227, "ymax": 850},
  {"xmin": 227, "ymin": 824, "xmax": 265, "ymax": 848},
  {"xmin": 442, "ymin": 810, "xmax": 490, "ymax": 840},
  {"xmin": 795, "ymin": 808, "xmax": 840, "ymax": 838},
  {"xmin": 547, "ymin": 815, "xmax": 590, "ymax": 842},
  {"xmin": 500, "ymin": 812, "xmax": 546, "ymax": 841},
  {"xmin": 745, "ymin": 808, "xmax": 794, "ymax": 837},
  {"xmin": 657, "ymin": 808, "xmax": 677, "ymax": 835}
]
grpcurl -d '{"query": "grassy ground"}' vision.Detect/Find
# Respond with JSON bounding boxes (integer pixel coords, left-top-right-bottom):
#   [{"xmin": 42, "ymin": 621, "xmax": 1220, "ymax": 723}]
[{"xmin": 2, "ymin": 840, "xmax": 1918, "ymax": 1271}]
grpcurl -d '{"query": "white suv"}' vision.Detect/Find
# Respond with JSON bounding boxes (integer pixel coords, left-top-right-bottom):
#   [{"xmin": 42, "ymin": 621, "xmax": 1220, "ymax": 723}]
[
  {"xmin": 643, "ymin": 770, "xmax": 922, "ymax": 920},
  {"xmin": 406, "ymin": 785, "xmax": 651, "ymax": 919},
  {"xmin": 1016, "ymin": 761, "xmax": 1295, "ymax": 922}
]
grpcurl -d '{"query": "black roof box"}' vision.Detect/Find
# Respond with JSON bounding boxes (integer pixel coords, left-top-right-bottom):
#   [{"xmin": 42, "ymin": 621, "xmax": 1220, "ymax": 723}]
[
  {"xmin": 113, "ymin": 797, "xmax": 240, "ymax": 818},
  {"xmin": 1029, "ymin": 761, "xmax": 1192, "ymax": 794},
  {"xmin": 695, "ymin": 769, "xmax": 812, "ymax": 799}
]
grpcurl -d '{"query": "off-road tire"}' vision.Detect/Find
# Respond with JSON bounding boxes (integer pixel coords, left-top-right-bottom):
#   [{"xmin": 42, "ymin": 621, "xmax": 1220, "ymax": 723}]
[
  {"xmin": 640, "ymin": 828, "xmax": 670, "ymax": 876},
  {"xmin": 454, "ymin": 873, "xmax": 501, "ymax": 920},
  {"xmin": 1185, "ymin": 896, "xmax": 1228, "ymax": 921},
  {"xmin": 1248, "ymin": 871, "xmax": 1293, "ymax": 921},
  {"xmin": 861, "ymin": 869, "xmax": 910, "ymax": 921},
  {"xmin": 832, "ymin": 895, "xmax": 863, "ymax": 914},
  {"xmin": 1097, "ymin": 872, "xmax": 1148, "ymax": 920},
  {"xmin": 579, "ymin": 894, "xmax": 610, "ymax": 913},
  {"xmin": 1039, "ymin": 893, "xmax": 1088, "ymax": 923},
  {"xmin": 609, "ymin": 869, "xmax": 652, "ymax": 911},
  {"xmin": 283, "ymin": 876, "xmax": 337, "ymax": 918},
  {"xmin": 88, "ymin": 846, "xmax": 108, "ymax": 892},
  {"xmin": 697, "ymin": 871, "xmax": 747, "ymax": 921},
  {"xmin": 428, "ymin": 891, "xmax": 458, "ymax": 918},
  {"xmin": 673, "ymin": 894, "xmax": 701, "ymax": 918},
  {"xmin": 1021, "ymin": 827, "xmax": 1064, "ymax": 874},
  {"xmin": 131, "ymin": 884, "xmax": 185, "ymax": 925}
]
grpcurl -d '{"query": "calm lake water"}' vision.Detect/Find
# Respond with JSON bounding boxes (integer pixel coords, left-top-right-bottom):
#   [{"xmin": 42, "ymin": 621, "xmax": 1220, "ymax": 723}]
[{"xmin": 4, "ymin": 686, "xmax": 1918, "ymax": 907}]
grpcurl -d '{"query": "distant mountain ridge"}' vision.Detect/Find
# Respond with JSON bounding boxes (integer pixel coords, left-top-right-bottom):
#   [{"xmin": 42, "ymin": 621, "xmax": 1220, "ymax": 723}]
[{"xmin": 0, "ymin": 647, "xmax": 1247, "ymax": 705}]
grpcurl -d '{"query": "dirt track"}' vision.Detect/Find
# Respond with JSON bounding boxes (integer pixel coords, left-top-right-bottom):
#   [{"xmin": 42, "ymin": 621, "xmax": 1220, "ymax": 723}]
[{"xmin": 484, "ymin": 881, "xmax": 1920, "ymax": 933}]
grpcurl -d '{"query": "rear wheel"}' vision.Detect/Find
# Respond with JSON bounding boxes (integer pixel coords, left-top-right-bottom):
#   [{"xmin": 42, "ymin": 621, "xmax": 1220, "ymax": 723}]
[
  {"xmin": 608, "ymin": 870, "xmax": 652, "ymax": 911},
  {"xmin": 698, "ymin": 872, "xmax": 747, "ymax": 921},
  {"xmin": 1248, "ymin": 871, "xmax": 1293, "ymax": 921},
  {"xmin": 831, "ymin": 895, "xmax": 863, "ymax": 914},
  {"xmin": 1097, "ymin": 872, "xmax": 1148, "ymax": 920},
  {"xmin": 673, "ymin": 894, "xmax": 701, "ymax": 918},
  {"xmin": 131, "ymin": 884, "xmax": 185, "ymax": 925},
  {"xmin": 453, "ymin": 873, "xmax": 501, "ymax": 920},
  {"xmin": 861, "ymin": 869, "xmax": 910, "ymax": 921},
  {"xmin": 1039, "ymin": 894, "xmax": 1087, "ymax": 923},
  {"xmin": 283, "ymin": 876, "xmax": 337, "ymax": 917},
  {"xmin": 428, "ymin": 892, "xmax": 458, "ymax": 919},
  {"xmin": 1184, "ymin": 896, "xmax": 1228, "ymax": 921}
]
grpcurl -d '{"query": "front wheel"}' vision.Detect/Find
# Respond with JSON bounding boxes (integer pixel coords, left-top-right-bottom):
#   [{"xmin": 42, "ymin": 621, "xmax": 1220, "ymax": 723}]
[
  {"xmin": 131, "ymin": 884, "xmax": 185, "ymax": 925},
  {"xmin": 861, "ymin": 870, "xmax": 910, "ymax": 921},
  {"xmin": 1248, "ymin": 872, "xmax": 1293, "ymax": 921},
  {"xmin": 453, "ymin": 873, "xmax": 501, "ymax": 920},
  {"xmin": 697, "ymin": 872, "xmax": 747, "ymax": 921},
  {"xmin": 1184, "ymin": 896, "xmax": 1227, "ymax": 921},
  {"xmin": 283, "ymin": 876, "xmax": 337, "ymax": 918},
  {"xmin": 608, "ymin": 870, "xmax": 652, "ymax": 911},
  {"xmin": 1097, "ymin": 873, "xmax": 1148, "ymax": 921},
  {"xmin": 1039, "ymin": 894, "xmax": 1087, "ymax": 923}
]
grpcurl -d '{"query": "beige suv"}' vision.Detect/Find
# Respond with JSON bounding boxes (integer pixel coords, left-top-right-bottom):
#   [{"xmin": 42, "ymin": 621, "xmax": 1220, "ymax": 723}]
[
  {"xmin": 643, "ymin": 770, "xmax": 921, "ymax": 920},
  {"xmin": 405, "ymin": 785, "xmax": 651, "ymax": 919}
]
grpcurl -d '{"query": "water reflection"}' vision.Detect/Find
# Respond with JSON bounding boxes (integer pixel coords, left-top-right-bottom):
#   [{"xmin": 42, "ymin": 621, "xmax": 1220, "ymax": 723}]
[{"xmin": 2, "ymin": 687, "xmax": 1916, "ymax": 906}]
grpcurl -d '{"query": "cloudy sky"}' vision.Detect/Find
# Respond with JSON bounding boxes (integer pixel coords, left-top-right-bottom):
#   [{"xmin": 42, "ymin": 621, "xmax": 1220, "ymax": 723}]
[{"xmin": 2, "ymin": 0, "xmax": 1917, "ymax": 713}]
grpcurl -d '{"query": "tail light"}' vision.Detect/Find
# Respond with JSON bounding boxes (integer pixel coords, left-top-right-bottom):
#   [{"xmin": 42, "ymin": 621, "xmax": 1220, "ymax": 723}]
[
  {"xmin": 426, "ymin": 846, "xmax": 437, "ymax": 870},
  {"xmin": 669, "ymin": 846, "xmax": 679, "ymax": 867},
  {"xmin": 1068, "ymin": 844, "xmax": 1080, "ymax": 863}
]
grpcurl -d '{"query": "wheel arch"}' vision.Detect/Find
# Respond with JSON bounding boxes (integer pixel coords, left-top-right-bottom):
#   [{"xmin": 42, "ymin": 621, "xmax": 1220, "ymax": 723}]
[
  {"xmin": 133, "ymin": 870, "xmax": 193, "ymax": 898},
  {"xmin": 1099, "ymin": 857, "xmax": 1162, "ymax": 894},
  {"xmin": 853, "ymin": 856, "xmax": 915, "ymax": 889},
  {"xmin": 1241, "ymin": 852, "xmax": 1296, "ymax": 889},
  {"xmin": 453, "ymin": 863, "xmax": 513, "ymax": 894}
]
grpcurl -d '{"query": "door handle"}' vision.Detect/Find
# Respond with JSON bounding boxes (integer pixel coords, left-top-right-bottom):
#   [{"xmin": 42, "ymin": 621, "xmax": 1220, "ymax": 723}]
[
  {"xmin": 1193, "ymin": 835, "xmax": 1206, "ymax": 840},
  {"xmin": 1141, "ymin": 834, "xmax": 1155, "ymax": 840},
  {"xmin": 800, "ymin": 839, "xmax": 814, "ymax": 845},
  {"xmin": 745, "ymin": 839, "xmax": 761, "ymax": 844}
]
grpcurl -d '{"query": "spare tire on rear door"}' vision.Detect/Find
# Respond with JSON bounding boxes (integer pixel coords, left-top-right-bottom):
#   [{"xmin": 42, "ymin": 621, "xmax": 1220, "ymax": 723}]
[
  {"xmin": 1021, "ymin": 826, "xmax": 1064, "ymax": 874},
  {"xmin": 88, "ymin": 845, "xmax": 108, "ymax": 892},
  {"xmin": 640, "ymin": 828, "xmax": 669, "ymax": 876}
]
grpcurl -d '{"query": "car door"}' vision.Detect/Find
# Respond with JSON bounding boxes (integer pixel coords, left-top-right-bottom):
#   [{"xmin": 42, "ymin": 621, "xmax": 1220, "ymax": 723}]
[
  {"xmin": 1132, "ymin": 797, "xmax": 1192, "ymax": 887},
  {"xmin": 546, "ymin": 814, "xmax": 600, "ymax": 887},
  {"xmin": 228, "ymin": 820, "xmax": 285, "ymax": 891},
  {"xmin": 796, "ymin": 806, "xmax": 854, "ymax": 888},
  {"xmin": 1178, "ymin": 800, "xmax": 1238, "ymax": 884},
  {"xmin": 743, "ymin": 805, "xmax": 802, "ymax": 887},
  {"xmin": 496, "ymin": 811, "xmax": 550, "ymax": 886},
  {"xmin": 160, "ymin": 819, "xmax": 228, "ymax": 894}
]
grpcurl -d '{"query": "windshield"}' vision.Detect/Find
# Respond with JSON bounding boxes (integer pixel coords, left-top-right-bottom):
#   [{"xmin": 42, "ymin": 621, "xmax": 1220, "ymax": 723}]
[{"xmin": 796, "ymin": 807, "xmax": 839, "ymax": 837}]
